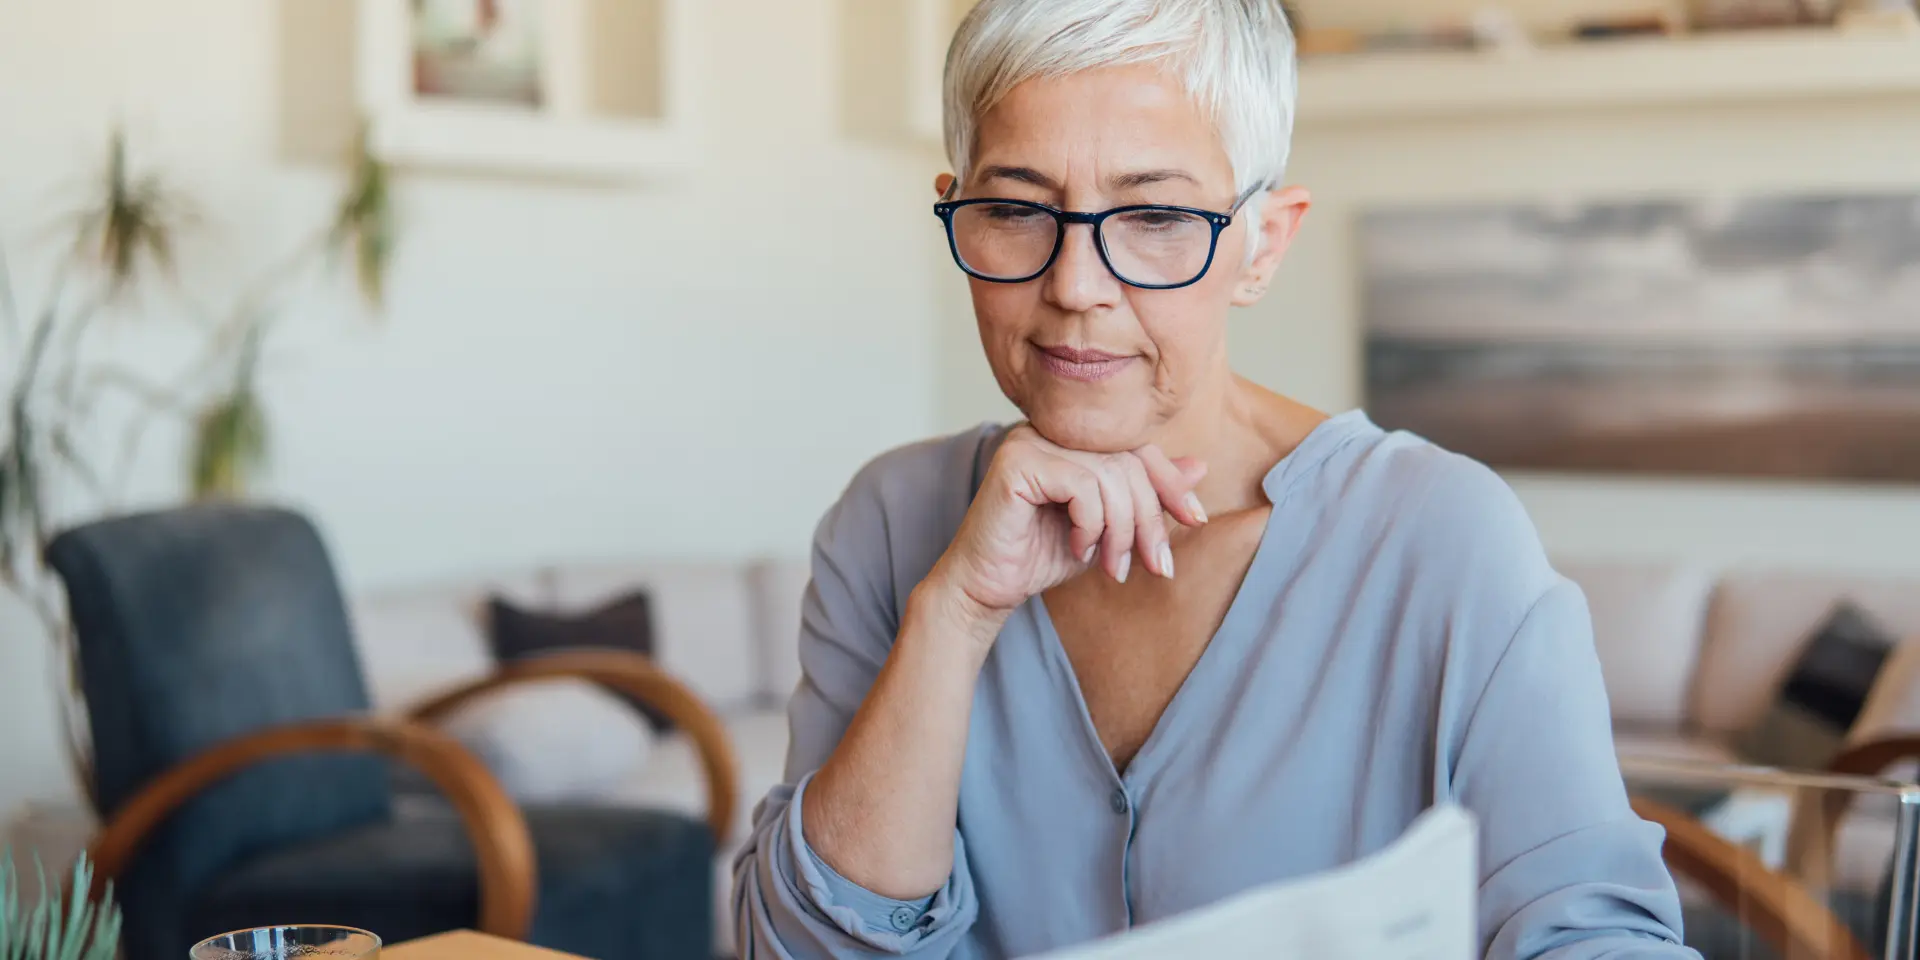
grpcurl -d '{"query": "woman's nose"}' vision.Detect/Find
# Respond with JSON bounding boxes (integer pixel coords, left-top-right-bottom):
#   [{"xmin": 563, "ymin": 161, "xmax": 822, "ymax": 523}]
[{"xmin": 1043, "ymin": 222, "xmax": 1122, "ymax": 313}]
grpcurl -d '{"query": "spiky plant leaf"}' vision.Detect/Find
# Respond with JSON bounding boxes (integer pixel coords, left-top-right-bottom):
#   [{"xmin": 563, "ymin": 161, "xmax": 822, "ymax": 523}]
[
  {"xmin": 1, "ymin": 855, "xmax": 10, "ymax": 957},
  {"xmin": 48, "ymin": 428, "xmax": 102, "ymax": 501},
  {"xmin": 0, "ymin": 475, "xmax": 10, "ymax": 565},
  {"xmin": 0, "ymin": 850, "xmax": 124, "ymax": 960},
  {"xmin": 71, "ymin": 129, "xmax": 189, "ymax": 296},
  {"xmin": 189, "ymin": 387, "xmax": 269, "ymax": 500},
  {"xmin": 0, "ymin": 417, "xmax": 44, "ymax": 573},
  {"xmin": 0, "ymin": 461, "xmax": 20, "ymax": 585},
  {"xmin": 0, "ymin": 243, "xmax": 19, "ymax": 341},
  {"xmin": 330, "ymin": 126, "xmax": 394, "ymax": 310}
]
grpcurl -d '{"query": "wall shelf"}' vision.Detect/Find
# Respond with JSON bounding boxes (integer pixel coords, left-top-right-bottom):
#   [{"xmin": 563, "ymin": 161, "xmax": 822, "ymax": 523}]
[
  {"xmin": 879, "ymin": 8, "xmax": 1920, "ymax": 142},
  {"xmin": 1298, "ymin": 29, "xmax": 1920, "ymax": 124}
]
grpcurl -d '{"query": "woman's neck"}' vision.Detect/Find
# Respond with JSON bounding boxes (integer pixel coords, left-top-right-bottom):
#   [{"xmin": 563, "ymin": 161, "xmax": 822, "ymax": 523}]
[{"xmin": 1147, "ymin": 375, "xmax": 1328, "ymax": 516}]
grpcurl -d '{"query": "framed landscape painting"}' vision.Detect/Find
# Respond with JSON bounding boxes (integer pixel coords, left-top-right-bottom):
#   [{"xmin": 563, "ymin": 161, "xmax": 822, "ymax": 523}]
[{"xmin": 1360, "ymin": 194, "xmax": 1920, "ymax": 483}]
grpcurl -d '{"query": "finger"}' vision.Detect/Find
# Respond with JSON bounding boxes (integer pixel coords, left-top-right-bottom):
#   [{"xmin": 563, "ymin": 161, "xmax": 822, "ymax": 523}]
[
  {"xmin": 1122, "ymin": 456, "xmax": 1173, "ymax": 579},
  {"xmin": 1092, "ymin": 460, "xmax": 1134, "ymax": 583},
  {"xmin": 1013, "ymin": 454, "xmax": 1106, "ymax": 562},
  {"xmin": 1135, "ymin": 445, "xmax": 1209, "ymax": 527}
]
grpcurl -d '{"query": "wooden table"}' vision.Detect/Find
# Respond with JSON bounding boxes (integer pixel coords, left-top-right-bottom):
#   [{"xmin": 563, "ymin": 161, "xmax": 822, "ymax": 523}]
[{"xmin": 385, "ymin": 931, "xmax": 587, "ymax": 960}]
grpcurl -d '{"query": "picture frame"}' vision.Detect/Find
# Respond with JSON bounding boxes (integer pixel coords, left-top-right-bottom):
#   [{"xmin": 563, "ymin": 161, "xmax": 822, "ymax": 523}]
[
  {"xmin": 1359, "ymin": 193, "xmax": 1920, "ymax": 485},
  {"xmin": 356, "ymin": 0, "xmax": 697, "ymax": 179}
]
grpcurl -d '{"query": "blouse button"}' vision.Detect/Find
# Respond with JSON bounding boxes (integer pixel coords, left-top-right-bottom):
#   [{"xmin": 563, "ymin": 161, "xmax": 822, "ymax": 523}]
[
  {"xmin": 889, "ymin": 905, "xmax": 919, "ymax": 932},
  {"xmin": 1109, "ymin": 787, "xmax": 1129, "ymax": 815}
]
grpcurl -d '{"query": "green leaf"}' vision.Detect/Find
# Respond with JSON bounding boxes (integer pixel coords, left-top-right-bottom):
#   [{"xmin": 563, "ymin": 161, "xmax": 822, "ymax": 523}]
[
  {"xmin": 71, "ymin": 128, "xmax": 190, "ymax": 296},
  {"xmin": 0, "ymin": 851, "xmax": 122, "ymax": 960},
  {"xmin": 2, "ymin": 851, "xmax": 16, "ymax": 960},
  {"xmin": 47, "ymin": 429, "xmax": 102, "ymax": 501},
  {"xmin": 0, "ymin": 242, "xmax": 19, "ymax": 342},
  {"xmin": 190, "ymin": 387, "xmax": 270, "ymax": 499},
  {"xmin": 53, "ymin": 858, "xmax": 88, "ymax": 960},
  {"xmin": 25, "ymin": 859, "xmax": 47, "ymax": 960},
  {"xmin": 0, "ymin": 453, "xmax": 15, "ymax": 575},
  {"xmin": 331, "ymin": 124, "xmax": 394, "ymax": 311}
]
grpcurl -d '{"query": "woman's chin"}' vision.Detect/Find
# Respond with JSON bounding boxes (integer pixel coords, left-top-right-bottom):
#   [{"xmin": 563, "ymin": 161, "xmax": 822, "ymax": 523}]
[{"xmin": 1023, "ymin": 404, "xmax": 1153, "ymax": 454}]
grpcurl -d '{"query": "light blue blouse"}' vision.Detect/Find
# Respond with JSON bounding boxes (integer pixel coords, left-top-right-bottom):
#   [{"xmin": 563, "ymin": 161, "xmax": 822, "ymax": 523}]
[{"xmin": 733, "ymin": 412, "xmax": 1696, "ymax": 959}]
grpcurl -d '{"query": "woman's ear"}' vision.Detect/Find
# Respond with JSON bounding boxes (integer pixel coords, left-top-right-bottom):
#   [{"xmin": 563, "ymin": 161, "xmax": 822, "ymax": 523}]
[
  {"xmin": 1232, "ymin": 186, "xmax": 1312, "ymax": 307},
  {"xmin": 935, "ymin": 172, "xmax": 957, "ymax": 198}
]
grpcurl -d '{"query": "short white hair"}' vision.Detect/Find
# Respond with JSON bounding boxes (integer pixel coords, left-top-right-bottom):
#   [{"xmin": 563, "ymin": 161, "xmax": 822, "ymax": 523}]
[{"xmin": 942, "ymin": 0, "xmax": 1298, "ymax": 198}]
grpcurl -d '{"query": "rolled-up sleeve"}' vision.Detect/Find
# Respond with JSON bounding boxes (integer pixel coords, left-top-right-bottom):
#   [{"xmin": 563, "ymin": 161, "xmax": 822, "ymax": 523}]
[
  {"xmin": 1456, "ymin": 581, "xmax": 1699, "ymax": 960},
  {"xmin": 731, "ymin": 467, "xmax": 980, "ymax": 958},
  {"xmin": 736, "ymin": 772, "xmax": 977, "ymax": 956}
]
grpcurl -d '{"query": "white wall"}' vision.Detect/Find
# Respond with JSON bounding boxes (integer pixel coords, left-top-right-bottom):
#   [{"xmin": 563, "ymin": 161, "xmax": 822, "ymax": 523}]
[
  {"xmin": 936, "ymin": 93, "xmax": 1920, "ymax": 577},
  {"xmin": 0, "ymin": 0, "xmax": 946, "ymax": 820}
]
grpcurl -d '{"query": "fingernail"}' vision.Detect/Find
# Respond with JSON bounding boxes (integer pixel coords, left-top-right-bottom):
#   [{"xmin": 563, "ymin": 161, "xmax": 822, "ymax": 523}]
[
  {"xmin": 1185, "ymin": 493, "xmax": 1208, "ymax": 524},
  {"xmin": 1160, "ymin": 543, "xmax": 1175, "ymax": 579},
  {"xmin": 1082, "ymin": 544, "xmax": 1097, "ymax": 564},
  {"xmin": 1116, "ymin": 551, "xmax": 1131, "ymax": 584}
]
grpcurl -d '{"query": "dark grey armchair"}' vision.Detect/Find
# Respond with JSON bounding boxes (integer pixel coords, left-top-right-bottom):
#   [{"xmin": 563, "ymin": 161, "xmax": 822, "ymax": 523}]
[{"xmin": 46, "ymin": 503, "xmax": 737, "ymax": 960}]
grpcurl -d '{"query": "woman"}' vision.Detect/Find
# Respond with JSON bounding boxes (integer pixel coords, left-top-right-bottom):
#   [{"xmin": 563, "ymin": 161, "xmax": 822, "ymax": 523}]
[{"xmin": 734, "ymin": 1, "xmax": 1694, "ymax": 957}]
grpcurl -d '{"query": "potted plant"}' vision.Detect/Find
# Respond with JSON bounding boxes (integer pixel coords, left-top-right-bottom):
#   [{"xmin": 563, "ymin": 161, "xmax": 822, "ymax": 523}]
[
  {"xmin": 0, "ymin": 852, "xmax": 121, "ymax": 960},
  {"xmin": 0, "ymin": 124, "xmax": 394, "ymax": 798}
]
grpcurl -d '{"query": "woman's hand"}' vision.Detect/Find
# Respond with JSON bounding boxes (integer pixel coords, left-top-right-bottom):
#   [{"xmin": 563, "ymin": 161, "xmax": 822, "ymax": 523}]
[{"xmin": 922, "ymin": 425, "xmax": 1209, "ymax": 629}]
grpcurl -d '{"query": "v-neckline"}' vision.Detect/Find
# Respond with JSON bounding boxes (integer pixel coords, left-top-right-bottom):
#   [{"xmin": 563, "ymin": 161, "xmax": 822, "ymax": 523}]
[{"xmin": 1024, "ymin": 410, "xmax": 1371, "ymax": 787}]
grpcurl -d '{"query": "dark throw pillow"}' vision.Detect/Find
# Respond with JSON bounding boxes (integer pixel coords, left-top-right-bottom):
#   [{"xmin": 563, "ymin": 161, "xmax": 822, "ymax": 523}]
[
  {"xmin": 1738, "ymin": 602, "xmax": 1898, "ymax": 772},
  {"xmin": 486, "ymin": 591, "xmax": 673, "ymax": 732}
]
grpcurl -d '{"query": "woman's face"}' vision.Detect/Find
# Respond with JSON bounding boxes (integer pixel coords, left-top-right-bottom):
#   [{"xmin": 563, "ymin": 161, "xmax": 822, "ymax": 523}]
[{"xmin": 945, "ymin": 64, "xmax": 1309, "ymax": 453}]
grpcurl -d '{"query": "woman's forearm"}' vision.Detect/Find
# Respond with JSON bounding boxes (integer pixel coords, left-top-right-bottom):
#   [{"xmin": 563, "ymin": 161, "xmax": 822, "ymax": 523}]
[{"xmin": 800, "ymin": 580, "xmax": 1006, "ymax": 900}]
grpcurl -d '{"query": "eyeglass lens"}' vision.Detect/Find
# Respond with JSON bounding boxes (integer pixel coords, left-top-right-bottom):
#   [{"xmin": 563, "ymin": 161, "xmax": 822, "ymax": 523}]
[{"xmin": 949, "ymin": 203, "xmax": 1216, "ymax": 287}]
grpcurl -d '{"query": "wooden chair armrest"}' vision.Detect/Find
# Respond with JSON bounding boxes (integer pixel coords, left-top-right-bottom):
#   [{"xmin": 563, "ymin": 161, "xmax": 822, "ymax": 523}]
[
  {"xmin": 85, "ymin": 718, "xmax": 537, "ymax": 941},
  {"xmin": 408, "ymin": 650, "xmax": 740, "ymax": 843},
  {"xmin": 1633, "ymin": 795, "xmax": 1870, "ymax": 960},
  {"xmin": 1826, "ymin": 736, "xmax": 1920, "ymax": 781},
  {"xmin": 1784, "ymin": 734, "xmax": 1920, "ymax": 885}
]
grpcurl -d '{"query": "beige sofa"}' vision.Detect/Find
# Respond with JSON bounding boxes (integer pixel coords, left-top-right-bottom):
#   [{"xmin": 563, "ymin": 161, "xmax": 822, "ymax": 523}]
[
  {"xmin": 348, "ymin": 558, "xmax": 810, "ymax": 954},
  {"xmin": 1562, "ymin": 560, "xmax": 1920, "ymax": 896},
  {"xmin": 1563, "ymin": 560, "xmax": 1920, "ymax": 758}
]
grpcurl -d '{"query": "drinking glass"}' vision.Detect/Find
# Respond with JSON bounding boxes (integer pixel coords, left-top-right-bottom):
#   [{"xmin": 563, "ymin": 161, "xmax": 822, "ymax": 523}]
[{"xmin": 189, "ymin": 925, "xmax": 380, "ymax": 959}]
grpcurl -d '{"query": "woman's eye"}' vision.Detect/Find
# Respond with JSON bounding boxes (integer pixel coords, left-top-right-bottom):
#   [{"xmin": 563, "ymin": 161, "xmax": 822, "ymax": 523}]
[
  {"xmin": 1127, "ymin": 211, "xmax": 1190, "ymax": 228},
  {"xmin": 980, "ymin": 204, "xmax": 1046, "ymax": 223}
]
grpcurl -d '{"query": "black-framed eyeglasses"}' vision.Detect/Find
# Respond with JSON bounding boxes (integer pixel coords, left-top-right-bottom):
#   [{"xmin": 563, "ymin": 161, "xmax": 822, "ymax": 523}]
[{"xmin": 934, "ymin": 183, "xmax": 1263, "ymax": 290}]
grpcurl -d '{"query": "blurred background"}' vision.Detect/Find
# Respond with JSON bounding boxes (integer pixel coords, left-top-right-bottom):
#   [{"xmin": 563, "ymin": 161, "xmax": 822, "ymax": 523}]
[{"xmin": 5, "ymin": 0, "xmax": 1920, "ymax": 957}]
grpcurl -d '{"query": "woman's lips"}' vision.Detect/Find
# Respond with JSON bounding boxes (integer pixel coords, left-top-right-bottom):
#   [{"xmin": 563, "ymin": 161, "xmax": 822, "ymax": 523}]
[{"xmin": 1036, "ymin": 344, "xmax": 1135, "ymax": 383}]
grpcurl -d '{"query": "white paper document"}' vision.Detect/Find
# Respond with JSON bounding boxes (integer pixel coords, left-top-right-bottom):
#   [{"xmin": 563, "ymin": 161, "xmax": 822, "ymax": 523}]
[{"xmin": 1026, "ymin": 804, "xmax": 1479, "ymax": 960}]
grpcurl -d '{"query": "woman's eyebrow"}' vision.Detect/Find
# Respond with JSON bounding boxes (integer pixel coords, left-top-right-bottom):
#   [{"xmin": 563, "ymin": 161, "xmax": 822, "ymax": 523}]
[
  {"xmin": 975, "ymin": 165, "xmax": 1200, "ymax": 192},
  {"xmin": 978, "ymin": 165, "xmax": 1059, "ymax": 189},
  {"xmin": 1109, "ymin": 169, "xmax": 1198, "ymax": 190}
]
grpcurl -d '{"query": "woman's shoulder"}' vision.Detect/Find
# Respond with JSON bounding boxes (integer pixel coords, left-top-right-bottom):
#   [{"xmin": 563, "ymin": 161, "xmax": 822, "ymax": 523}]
[
  {"xmin": 1305, "ymin": 413, "xmax": 1532, "ymax": 526},
  {"xmin": 1308, "ymin": 413, "xmax": 1561, "ymax": 609}
]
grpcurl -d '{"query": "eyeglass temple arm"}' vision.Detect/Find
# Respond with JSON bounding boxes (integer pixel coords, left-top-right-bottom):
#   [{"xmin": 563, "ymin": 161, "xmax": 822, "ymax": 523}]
[{"xmin": 1232, "ymin": 182, "xmax": 1271, "ymax": 214}]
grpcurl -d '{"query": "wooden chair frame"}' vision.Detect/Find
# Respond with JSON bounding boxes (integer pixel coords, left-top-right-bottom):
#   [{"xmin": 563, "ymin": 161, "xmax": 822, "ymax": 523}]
[
  {"xmin": 82, "ymin": 650, "xmax": 739, "ymax": 944},
  {"xmin": 1784, "ymin": 735, "xmax": 1920, "ymax": 891},
  {"xmin": 1633, "ymin": 795, "xmax": 1872, "ymax": 960}
]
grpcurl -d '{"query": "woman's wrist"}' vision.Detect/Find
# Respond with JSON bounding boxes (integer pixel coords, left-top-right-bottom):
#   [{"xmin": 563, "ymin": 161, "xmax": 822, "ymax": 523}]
[{"xmin": 907, "ymin": 572, "xmax": 1013, "ymax": 658}]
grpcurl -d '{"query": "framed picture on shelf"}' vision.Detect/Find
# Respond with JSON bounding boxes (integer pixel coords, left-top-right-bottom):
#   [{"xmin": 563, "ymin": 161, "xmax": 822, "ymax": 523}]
[
  {"xmin": 356, "ymin": 0, "xmax": 697, "ymax": 179},
  {"xmin": 411, "ymin": 0, "xmax": 545, "ymax": 108}
]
